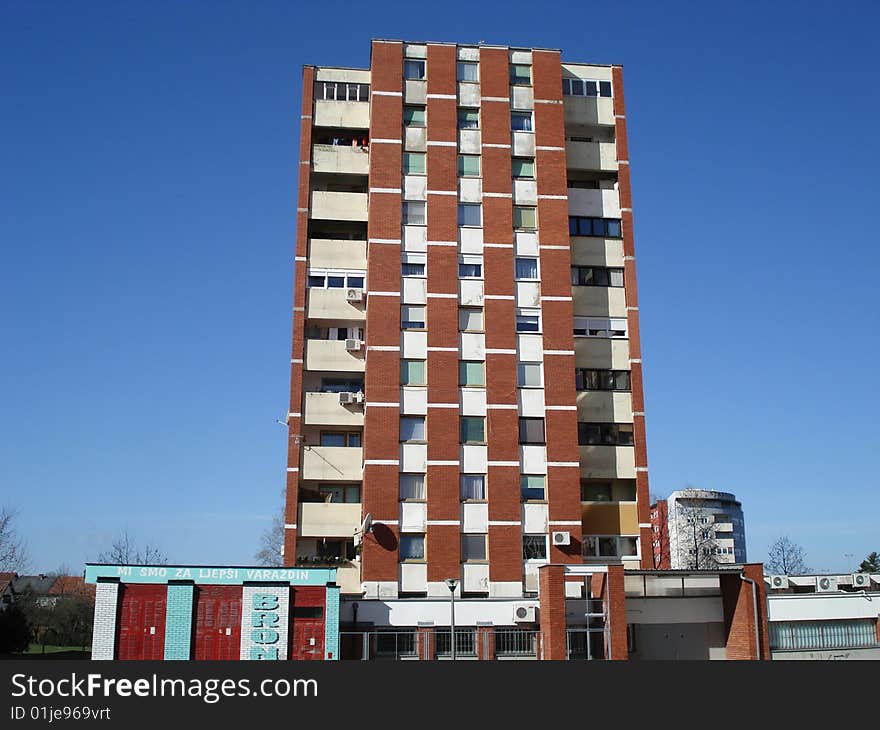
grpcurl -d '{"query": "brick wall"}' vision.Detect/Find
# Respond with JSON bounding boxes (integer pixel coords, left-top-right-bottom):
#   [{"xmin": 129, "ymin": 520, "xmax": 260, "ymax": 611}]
[
  {"xmin": 91, "ymin": 581, "xmax": 119, "ymax": 661},
  {"xmin": 720, "ymin": 563, "xmax": 770, "ymax": 660}
]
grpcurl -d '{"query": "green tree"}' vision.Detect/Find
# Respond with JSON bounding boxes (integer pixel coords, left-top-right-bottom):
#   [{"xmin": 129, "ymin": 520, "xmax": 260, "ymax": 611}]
[{"xmin": 858, "ymin": 551, "xmax": 880, "ymax": 573}]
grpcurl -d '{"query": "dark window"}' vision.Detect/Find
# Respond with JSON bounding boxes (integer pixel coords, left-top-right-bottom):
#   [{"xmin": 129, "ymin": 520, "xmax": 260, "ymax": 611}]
[
  {"xmin": 571, "ymin": 266, "xmax": 624, "ymax": 287},
  {"xmin": 575, "ymin": 369, "xmax": 631, "ymax": 392},
  {"xmin": 519, "ymin": 417, "xmax": 546, "ymax": 444},
  {"xmin": 568, "ymin": 216, "xmax": 623, "ymax": 238},
  {"xmin": 577, "ymin": 423, "xmax": 635, "ymax": 446},
  {"xmin": 292, "ymin": 606, "xmax": 324, "ymax": 619},
  {"xmin": 522, "ymin": 535, "xmax": 547, "ymax": 560}
]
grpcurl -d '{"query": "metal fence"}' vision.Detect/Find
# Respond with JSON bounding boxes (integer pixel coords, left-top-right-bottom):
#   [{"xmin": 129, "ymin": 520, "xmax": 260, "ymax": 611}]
[
  {"xmin": 769, "ymin": 620, "xmax": 880, "ymax": 651},
  {"xmin": 435, "ymin": 628, "xmax": 477, "ymax": 657},
  {"xmin": 494, "ymin": 628, "xmax": 538, "ymax": 658}
]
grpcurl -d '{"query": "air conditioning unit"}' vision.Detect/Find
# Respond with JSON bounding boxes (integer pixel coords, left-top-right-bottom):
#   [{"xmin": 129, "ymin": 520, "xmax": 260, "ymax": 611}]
[
  {"xmin": 815, "ymin": 576, "xmax": 838, "ymax": 593},
  {"xmin": 768, "ymin": 575, "xmax": 789, "ymax": 590},
  {"xmin": 512, "ymin": 603, "xmax": 537, "ymax": 623},
  {"xmin": 551, "ymin": 531, "xmax": 571, "ymax": 546},
  {"xmin": 338, "ymin": 392, "xmax": 355, "ymax": 405},
  {"xmin": 344, "ymin": 339, "xmax": 361, "ymax": 351},
  {"xmin": 354, "ymin": 392, "xmax": 365, "ymax": 404},
  {"xmin": 851, "ymin": 573, "xmax": 871, "ymax": 589},
  {"xmin": 345, "ymin": 288, "xmax": 364, "ymax": 302}
]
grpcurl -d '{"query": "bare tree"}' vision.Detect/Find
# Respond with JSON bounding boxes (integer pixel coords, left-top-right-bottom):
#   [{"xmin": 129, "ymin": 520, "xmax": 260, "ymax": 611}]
[
  {"xmin": 0, "ymin": 506, "xmax": 30, "ymax": 572},
  {"xmin": 255, "ymin": 498, "xmax": 285, "ymax": 567},
  {"xmin": 97, "ymin": 529, "xmax": 167, "ymax": 565},
  {"xmin": 673, "ymin": 501, "xmax": 720, "ymax": 570},
  {"xmin": 765, "ymin": 536, "xmax": 809, "ymax": 575}
]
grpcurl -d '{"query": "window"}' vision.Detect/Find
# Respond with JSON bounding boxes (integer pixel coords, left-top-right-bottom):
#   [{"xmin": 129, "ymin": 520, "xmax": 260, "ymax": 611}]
[
  {"xmin": 522, "ymin": 535, "xmax": 547, "ymax": 560},
  {"xmin": 571, "ymin": 266, "xmax": 624, "ymax": 287},
  {"xmin": 521, "ymin": 475, "xmax": 545, "ymax": 501},
  {"xmin": 403, "ymin": 152, "xmax": 426, "ymax": 175},
  {"xmin": 519, "ymin": 417, "xmax": 546, "ymax": 444},
  {"xmin": 319, "ymin": 377, "xmax": 364, "ymax": 393},
  {"xmin": 320, "ymin": 431, "xmax": 361, "ymax": 447},
  {"xmin": 510, "ymin": 64, "xmax": 532, "ymax": 85},
  {"xmin": 511, "ymin": 158, "xmax": 535, "ymax": 179},
  {"xmin": 562, "ymin": 78, "xmax": 612, "ymax": 98},
  {"xmin": 400, "ymin": 416, "xmax": 426, "ymax": 442},
  {"xmin": 458, "ymin": 261, "xmax": 482, "ymax": 278},
  {"xmin": 516, "ymin": 314, "xmax": 540, "ymax": 332},
  {"xmin": 458, "ymin": 154, "xmax": 481, "ymax": 177},
  {"xmin": 572, "ymin": 317, "xmax": 628, "ymax": 338},
  {"xmin": 305, "ymin": 325, "xmax": 364, "ymax": 341},
  {"xmin": 460, "ymin": 416, "xmax": 486, "ymax": 444},
  {"xmin": 583, "ymin": 535, "xmax": 638, "ymax": 558},
  {"xmin": 461, "ymin": 474, "xmax": 486, "ymax": 500},
  {"xmin": 457, "ymin": 62, "xmax": 479, "ymax": 82},
  {"xmin": 436, "ymin": 628, "xmax": 478, "ymax": 655},
  {"xmin": 306, "ymin": 270, "xmax": 366, "ymax": 288},
  {"xmin": 461, "ymin": 534, "xmax": 487, "ymax": 561},
  {"xmin": 770, "ymin": 620, "xmax": 880, "ymax": 651},
  {"xmin": 403, "ymin": 201, "xmax": 426, "ymax": 225},
  {"xmin": 575, "ymin": 369, "xmax": 631, "ymax": 391},
  {"xmin": 568, "ymin": 216, "xmax": 622, "ymax": 238},
  {"xmin": 404, "ymin": 60, "xmax": 426, "ymax": 80},
  {"xmin": 459, "ymin": 361, "xmax": 485, "ymax": 387},
  {"xmin": 457, "ymin": 109, "xmax": 479, "ymax": 130},
  {"xmin": 314, "ymin": 81, "xmax": 370, "ymax": 102},
  {"xmin": 403, "ymin": 106, "xmax": 426, "ymax": 127},
  {"xmin": 513, "ymin": 207, "xmax": 537, "ymax": 231},
  {"xmin": 400, "ymin": 534, "xmax": 425, "ymax": 560},
  {"xmin": 318, "ymin": 484, "xmax": 361, "ymax": 503},
  {"xmin": 401, "ymin": 261, "xmax": 425, "ymax": 277},
  {"xmin": 511, "ymin": 112, "xmax": 533, "ymax": 132},
  {"xmin": 458, "ymin": 203, "xmax": 482, "ymax": 227},
  {"xmin": 581, "ymin": 482, "xmax": 612, "ymax": 502},
  {"xmin": 400, "ymin": 474, "xmax": 426, "ymax": 500},
  {"xmin": 401, "ymin": 305, "xmax": 426, "ymax": 329},
  {"xmin": 577, "ymin": 422, "xmax": 635, "ymax": 446},
  {"xmin": 458, "ymin": 308, "xmax": 483, "ymax": 332},
  {"xmin": 515, "ymin": 257, "xmax": 539, "ymax": 280},
  {"xmin": 517, "ymin": 363, "xmax": 542, "ymax": 387},
  {"xmin": 400, "ymin": 359, "xmax": 426, "ymax": 385}
]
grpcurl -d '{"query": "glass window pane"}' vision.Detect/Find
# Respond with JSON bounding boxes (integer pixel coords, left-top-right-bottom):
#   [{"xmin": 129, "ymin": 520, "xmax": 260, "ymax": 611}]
[
  {"xmin": 582, "ymin": 483, "xmax": 612, "ymax": 502},
  {"xmin": 515, "ymin": 258, "xmax": 538, "ymax": 280},
  {"xmin": 578, "ymin": 423, "xmax": 601, "ymax": 445},
  {"xmin": 615, "ymin": 371, "xmax": 631, "ymax": 391},
  {"xmin": 516, "ymin": 315, "xmax": 539, "ymax": 332},
  {"xmin": 457, "ymin": 62, "xmax": 479, "ymax": 82},
  {"xmin": 458, "ymin": 204, "xmax": 481, "ymax": 226},
  {"xmin": 609, "ymin": 269, "xmax": 624, "ymax": 287},
  {"xmin": 359, "ymin": 84, "xmax": 370, "ymax": 101},
  {"xmin": 606, "ymin": 219, "xmax": 622, "ymax": 237},
  {"xmin": 401, "ymin": 360, "xmax": 425, "ymax": 385},
  {"xmin": 460, "ymin": 417, "xmax": 485, "ymax": 443},
  {"xmin": 598, "ymin": 537, "xmax": 618, "ymax": 557},
  {"xmin": 403, "ymin": 107, "xmax": 426, "ymax": 126},
  {"xmin": 511, "ymin": 158, "xmax": 535, "ymax": 178},
  {"xmin": 458, "ymin": 155, "xmax": 481, "ymax": 177},
  {"xmin": 459, "ymin": 361, "xmax": 485, "ymax": 386},
  {"xmin": 522, "ymin": 536, "xmax": 547, "ymax": 560},
  {"xmin": 403, "ymin": 202, "xmax": 426, "ymax": 225},
  {"xmin": 459, "ymin": 308, "xmax": 483, "ymax": 331},
  {"xmin": 513, "ymin": 207, "xmax": 536, "ymax": 230},
  {"xmin": 511, "ymin": 112, "xmax": 532, "ymax": 131},
  {"xmin": 403, "ymin": 153, "xmax": 426, "ymax": 175},
  {"xmin": 599, "ymin": 81, "xmax": 612, "ymax": 98},
  {"xmin": 584, "ymin": 80, "xmax": 598, "ymax": 97},
  {"xmin": 401, "ymin": 305, "xmax": 426, "ymax": 329},
  {"xmin": 620, "ymin": 537, "xmax": 638, "ymax": 556},
  {"xmin": 321, "ymin": 433, "xmax": 346, "ymax": 447},
  {"xmin": 517, "ymin": 363, "xmax": 541, "ymax": 387},
  {"xmin": 519, "ymin": 417, "xmax": 545, "ymax": 444},
  {"xmin": 457, "ymin": 109, "xmax": 479, "ymax": 129},
  {"xmin": 461, "ymin": 474, "xmax": 486, "ymax": 500},
  {"xmin": 400, "ymin": 417, "xmax": 425, "ymax": 442},
  {"xmin": 520, "ymin": 475, "xmax": 545, "ymax": 500},
  {"xmin": 510, "ymin": 64, "xmax": 531, "ymax": 85},
  {"xmin": 404, "ymin": 60, "xmax": 425, "ymax": 79},
  {"xmin": 617, "ymin": 424, "xmax": 634, "ymax": 446},
  {"xmin": 570, "ymin": 79, "xmax": 584, "ymax": 96},
  {"xmin": 462, "ymin": 534, "xmax": 487, "ymax": 560},
  {"xmin": 400, "ymin": 474, "xmax": 425, "ymax": 500},
  {"xmin": 458, "ymin": 262, "xmax": 482, "ymax": 278},
  {"xmin": 400, "ymin": 534, "xmax": 424, "ymax": 559},
  {"xmin": 401, "ymin": 262, "xmax": 425, "ymax": 276},
  {"xmin": 307, "ymin": 275, "xmax": 324, "ymax": 287},
  {"xmin": 582, "ymin": 536, "xmax": 598, "ymax": 557},
  {"xmin": 327, "ymin": 276, "xmax": 345, "ymax": 288}
]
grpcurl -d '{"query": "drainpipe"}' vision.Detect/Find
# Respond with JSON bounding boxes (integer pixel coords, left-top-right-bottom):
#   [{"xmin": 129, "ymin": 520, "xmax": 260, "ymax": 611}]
[{"xmin": 739, "ymin": 572, "xmax": 762, "ymax": 660}]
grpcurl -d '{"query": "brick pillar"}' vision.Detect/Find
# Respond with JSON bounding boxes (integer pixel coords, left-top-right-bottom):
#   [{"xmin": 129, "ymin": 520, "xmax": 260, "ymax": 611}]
[
  {"xmin": 476, "ymin": 625, "xmax": 495, "ymax": 660},
  {"xmin": 720, "ymin": 563, "xmax": 770, "ymax": 660},
  {"xmin": 324, "ymin": 585, "xmax": 340, "ymax": 660},
  {"xmin": 91, "ymin": 580, "xmax": 120, "ymax": 660},
  {"xmin": 606, "ymin": 565, "xmax": 628, "ymax": 660},
  {"xmin": 538, "ymin": 564, "xmax": 567, "ymax": 660},
  {"xmin": 163, "ymin": 582, "xmax": 194, "ymax": 660},
  {"xmin": 418, "ymin": 626, "xmax": 435, "ymax": 660}
]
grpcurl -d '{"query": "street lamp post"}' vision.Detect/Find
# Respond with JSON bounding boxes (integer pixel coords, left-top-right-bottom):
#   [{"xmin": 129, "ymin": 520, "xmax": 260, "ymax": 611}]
[{"xmin": 444, "ymin": 578, "xmax": 459, "ymax": 661}]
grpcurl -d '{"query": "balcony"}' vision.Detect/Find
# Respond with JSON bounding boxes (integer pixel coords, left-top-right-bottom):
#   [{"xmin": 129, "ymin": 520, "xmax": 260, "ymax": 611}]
[
  {"xmin": 314, "ymin": 100, "xmax": 370, "ymax": 129},
  {"xmin": 578, "ymin": 445, "xmax": 635, "ymax": 479},
  {"xmin": 563, "ymin": 95, "xmax": 614, "ymax": 127},
  {"xmin": 576, "ymin": 391, "xmax": 633, "ymax": 423},
  {"xmin": 308, "ymin": 239, "xmax": 367, "ymax": 270},
  {"xmin": 581, "ymin": 502, "xmax": 639, "ymax": 535},
  {"xmin": 298, "ymin": 502, "xmax": 362, "ymax": 538},
  {"xmin": 572, "ymin": 286, "xmax": 627, "ymax": 318},
  {"xmin": 306, "ymin": 288, "xmax": 366, "ymax": 321},
  {"xmin": 304, "ymin": 339, "xmax": 365, "ymax": 373},
  {"xmin": 312, "ymin": 144, "xmax": 370, "ymax": 176},
  {"xmin": 303, "ymin": 391, "xmax": 365, "ymax": 427},
  {"xmin": 301, "ymin": 446, "xmax": 363, "ymax": 481},
  {"xmin": 574, "ymin": 338, "xmax": 631, "ymax": 371},
  {"xmin": 335, "ymin": 563, "xmax": 362, "ymax": 594},
  {"xmin": 566, "ymin": 141, "xmax": 617, "ymax": 172},
  {"xmin": 567, "ymin": 188, "xmax": 620, "ymax": 219},
  {"xmin": 310, "ymin": 191, "xmax": 368, "ymax": 222}
]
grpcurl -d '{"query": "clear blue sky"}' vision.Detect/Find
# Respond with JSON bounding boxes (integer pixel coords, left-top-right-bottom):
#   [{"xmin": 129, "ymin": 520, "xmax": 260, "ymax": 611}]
[{"xmin": 2, "ymin": 0, "xmax": 877, "ymax": 574}]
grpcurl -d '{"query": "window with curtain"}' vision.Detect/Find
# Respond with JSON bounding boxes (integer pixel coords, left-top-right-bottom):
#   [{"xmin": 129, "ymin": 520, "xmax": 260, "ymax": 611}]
[
  {"xmin": 515, "ymin": 257, "xmax": 539, "ymax": 280},
  {"xmin": 458, "ymin": 154, "xmax": 481, "ymax": 177},
  {"xmin": 509, "ymin": 64, "xmax": 532, "ymax": 85},
  {"xmin": 769, "ymin": 620, "xmax": 879, "ymax": 651},
  {"xmin": 457, "ymin": 109, "xmax": 479, "ymax": 129},
  {"xmin": 401, "ymin": 262, "xmax": 425, "ymax": 276},
  {"xmin": 519, "ymin": 417, "xmax": 545, "ymax": 444},
  {"xmin": 399, "ymin": 474, "xmax": 426, "ymax": 500},
  {"xmin": 400, "ymin": 416, "xmax": 426, "ymax": 442},
  {"xmin": 403, "ymin": 106, "xmax": 426, "ymax": 127},
  {"xmin": 511, "ymin": 158, "xmax": 535, "ymax": 178},
  {"xmin": 511, "ymin": 112, "xmax": 533, "ymax": 132},
  {"xmin": 460, "ymin": 417, "xmax": 486, "ymax": 444},
  {"xmin": 458, "ymin": 308, "xmax": 483, "ymax": 331},
  {"xmin": 520, "ymin": 475, "xmax": 545, "ymax": 500},
  {"xmin": 461, "ymin": 474, "xmax": 486, "ymax": 500},
  {"xmin": 404, "ymin": 60, "xmax": 425, "ymax": 80},
  {"xmin": 458, "ymin": 203, "xmax": 482, "ymax": 227},
  {"xmin": 399, "ymin": 534, "xmax": 425, "ymax": 560},
  {"xmin": 458, "ymin": 262, "xmax": 482, "ymax": 278},
  {"xmin": 403, "ymin": 201, "xmax": 426, "ymax": 225},
  {"xmin": 459, "ymin": 361, "xmax": 485, "ymax": 386},
  {"xmin": 403, "ymin": 152, "xmax": 426, "ymax": 175},
  {"xmin": 522, "ymin": 535, "xmax": 547, "ymax": 560},
  {"xmin": 457, "ymin": 62, "xmax": 479, "ymax": 82},
  {"xmin": 400, "ymin": 360, "xmax": 426, "ymax": 385}
]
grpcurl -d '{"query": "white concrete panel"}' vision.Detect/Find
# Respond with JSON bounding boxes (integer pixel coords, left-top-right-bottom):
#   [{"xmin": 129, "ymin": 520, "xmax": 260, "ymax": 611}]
[
  {"xmin": 360, "ymin": 581, "xmax": 399, "ymax": 600},
  {"xmin": 458, "ymin": 227, "xmax": 483, "ymax": 253},
  {"xmin": 305, "ymin": 340, "xmax": 366, "ymax": 372},
  {"xmin": 401, "ymin": 443, "xmax": 427, "ymax": 473},
  {"xmin": 344, "ymin": 597, "xmax": 540, "ymax": 627},
  {"xmin": 405, "ymin": 126, "xmax": 427, "ymax": 152},
  {"xmin": 303, "ymin": 392, "xmax": 365, "ymax": 426},
  {"xmin": 563, "ymin": 96, "xmax": 615, "ymax": 127},
  {"xmin": 404, "ymin": 43, "xmax": 427, "ymax": 59},
  {"xmin": 523, "ymin": 503, "xmax": 548, "ymax": 534},
  {"xmin": 561, "ymin": 64, "xmax": 613, "ymax": 82},
  {"xmin": 513, "ymin": 179, "xmax": 538, "ymax": 205},
  {"xmin": 309, "ymin": 239, "xmax": 367, "ymax": 270},
  {"xmin": 404, "ymin": 80, "xmax": 427, "ymax": 104},
  {"xmin": 401, "ymin": 330, "xmax": 428, "ymax": 359},
  {"xmin": 402, "ymin": 225, "xmax": 427, "ymax": 251},
  {"xmin": 462, "ymin": 502, "xmax": 489, "ymax": 533},
  {"xmin": 315, "ymin": 68, "xmax": 371, "ymax": 83},
  {"xmin": 457, "ymin": 47, "xmax": 479, "ymax": 61},
  {"xmin": 574, "ymin": 338, "xmax": 631, "ymax": 371},
  {"xmin": 459, "ymin": 279, "xmax": 484, "ymax": 306},
  {"xmin": 459, "ymin": 177, "xmax": 482, "ymax": 203},
  {"xmin": 400, "ymin": 502, "xmax": 427, "ymax": 532},
  {"xmin": 512, "ymin": 132, "xmax": 535, "ymax": 157},
  {"xmin": 302, "ymin": 447, "xmax": 363, "ymax": 481},
  {"xmin": 489, "ymin": 582, "xmax": 524, "ymax": 599},
  {"xmin": 572, "ymin": 286, "xmax": 627, "ymax": 318},
  {"xmin": 460, "ymin": 332, "xmax": 485, "ymax": 360},
  {"xmin": 458, "ymin": 82, "xmax": 481, "ymax": 107},
  {"xmin": 310, "ymin": 191, "xmax": 368, "ymax": 221},
  {"xmin": 570, "ymin": 238, "xmax": 624, "ymax": 267},
  {"xmin": 566, "ymin": 141, "xmax": 617, "ymax": 172},
  {"xmin": 402, "ymin": 276, "xmax": 427, "ymax": 305},
  {"xmin": 307, "ymin": 289, "xmax": 367, "ymax": 321},
  {"xmin": 400, "ymin": 386, "xmax": 428, "ymax": 415},
  {"xmin": 515, "ymin": 282, "xmax": 541, "ymax": 308},
  {"xmin": 511, "ymin": 85, "xmax": 534, "ymax": 110},
  {"xmin": 312, "ymin": 145, "xmax": 370, "ymax": 176},
  {"xmin": 576, "ymin": 391, "xmax": 632, "ymax": 423},
  {"xmin": 518, "ymin": 388, "xmax": 545, "ymax": 417},
  {"xmin": 399, "ymin": 563, "xmax": 428, "ymax": 593},
  {"xmin": 404, "ymin": 175, "xmax": 427, "ymax": 201},
  {"xmin": 462, "ymin": 564, "xmax": 490, "ymax": 593},
  {"xmin": 313, "ymin": 100, "xmax": 371, "ymax": 129},
  {"xmin": 460, "ymin": 387, "xmax": 487, "ymax": 416},
  {"xmin": 565, "ymin": 582, "xmax": 584, "ymax": 598},
  {"xmin": 459, "ymin": 130, "xmax": 481, "ymax": 154},
  {"xmin": 626, "ymin": 597, "xmax": 725, "ymax": 625},
  {"xmin": 768, "ymin": 593, "xmax": 880, "ymax": 622},
  {"xmin": 520, "ymin": 445, "xmax": 547, "ymax": 475},
  {"xmin": 461, "ymin": 444, "xmax": 488, "ymax": 473},
  {"xmin": 578, "ymin": 445, "xmax": 635, "ymax": 479},
  {"xmin": 510, "ymin": 50, "xmax": 533, "ymax": 65},
  {"xmin": 514, "ymin": 231, "xmax": 539, "ymax": 255},
  {"xmin": 567, "ymin": 188, "xmax": 621, "ymax": 218},
  {"xmin": 517, "ymin": 334, "xmax": 544, "ymax": 362},
  {"xmin": 299, "ymin": 503, "xmax": 362, "ymax": 538}
]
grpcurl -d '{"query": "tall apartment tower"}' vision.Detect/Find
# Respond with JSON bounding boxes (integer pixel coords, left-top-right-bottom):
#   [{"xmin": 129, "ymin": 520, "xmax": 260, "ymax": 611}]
[{"xmin": 284, "ymin": 39, "xmax": 651, "ymax": 618}]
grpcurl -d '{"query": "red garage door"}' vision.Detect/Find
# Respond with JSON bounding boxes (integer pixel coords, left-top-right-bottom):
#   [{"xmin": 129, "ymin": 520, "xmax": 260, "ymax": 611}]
[
  {"xmin": 289, "ymin": 587, "xmax": 325, "ymax": 660},
  {"xmin": 194, "ymin": 586, "xmax": 242, "ymax": 660},
  {"xmin": 117, "ymin": 585, "xmax": 167, "ymax": 660}
]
